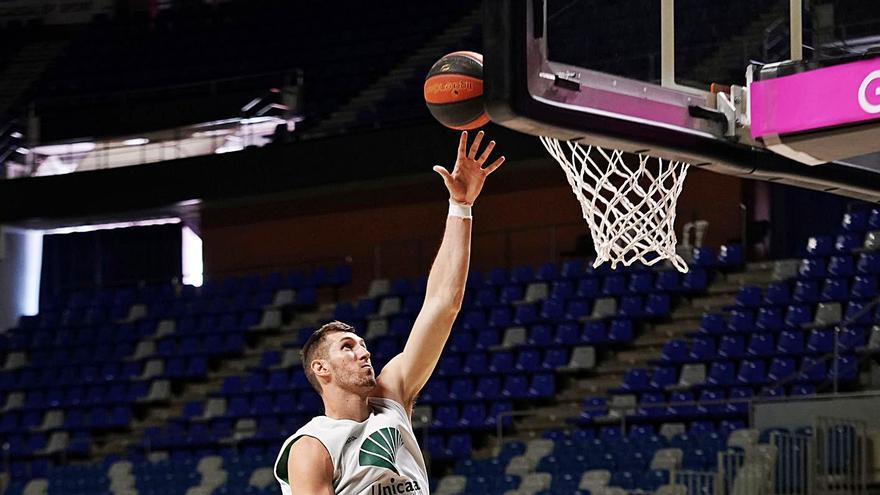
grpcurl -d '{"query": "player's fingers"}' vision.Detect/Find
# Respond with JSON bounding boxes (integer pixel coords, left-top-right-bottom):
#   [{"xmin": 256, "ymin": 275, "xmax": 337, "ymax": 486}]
[
  {"xmin": 483, "ymin": 156, "xmax": 506, "ymax": 175},
  {"xmin": 457, "ymin": 131, "xmax": 468, "ymax": 157},
  {"xmin": 477, "ymin": 140, "xmax": 496, "ymax": 164},
  {"xmin": 433, "ymin": 165, "xmax": 453, "ymax": 183},
  {"xmin": 469, "ymin": 130, "xmax": 485, "ymax": 158}
]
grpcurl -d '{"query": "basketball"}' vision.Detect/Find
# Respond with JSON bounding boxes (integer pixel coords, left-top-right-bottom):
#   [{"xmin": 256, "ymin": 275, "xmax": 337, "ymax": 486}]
[{"xmin": 423, "ymin": 51, "xmax": 489, "ymax": 130}]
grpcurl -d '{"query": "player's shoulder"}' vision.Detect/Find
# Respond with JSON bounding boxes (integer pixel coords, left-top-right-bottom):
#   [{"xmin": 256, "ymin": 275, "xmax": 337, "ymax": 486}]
[{"xmin": 290, "ymin": 435, "xmax": 328, "ymax": 459}]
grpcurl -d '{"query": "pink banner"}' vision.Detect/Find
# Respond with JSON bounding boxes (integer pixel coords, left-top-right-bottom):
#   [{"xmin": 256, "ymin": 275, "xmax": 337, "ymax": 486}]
[{"xmin": 750, "ymin": 57, "xmax": 880, "ymax": 139}]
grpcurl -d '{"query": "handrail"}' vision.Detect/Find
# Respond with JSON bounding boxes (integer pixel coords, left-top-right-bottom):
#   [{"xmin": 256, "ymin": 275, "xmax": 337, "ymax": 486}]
[{"xmin": 34, "ymin": 69, "xmax": 302, "ymax": 107}]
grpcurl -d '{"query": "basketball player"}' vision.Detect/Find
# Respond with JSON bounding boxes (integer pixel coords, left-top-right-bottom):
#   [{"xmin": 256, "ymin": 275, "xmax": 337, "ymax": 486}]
[{"xmin": 273, "ymin": 130, "xmax": 505, "ymax": 495}]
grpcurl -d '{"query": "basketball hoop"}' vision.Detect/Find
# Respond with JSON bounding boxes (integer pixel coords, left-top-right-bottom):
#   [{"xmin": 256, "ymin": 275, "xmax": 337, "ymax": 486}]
[{"xmin": 540, "ymin": 137, "xmax": 691, "ymax": 273}]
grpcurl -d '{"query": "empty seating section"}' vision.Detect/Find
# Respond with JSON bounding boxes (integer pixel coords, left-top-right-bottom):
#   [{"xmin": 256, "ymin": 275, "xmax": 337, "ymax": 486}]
[
  {"xmin": 6, "ymin": 208, "xmax": 880, "ymax": 494},
  {"xmin": 0, "ymin": 265, "xmax": 350, "ymax": 492},
  {"xmin": 31, "ymin": 1, "xmax": 481, "ymax": 139}
]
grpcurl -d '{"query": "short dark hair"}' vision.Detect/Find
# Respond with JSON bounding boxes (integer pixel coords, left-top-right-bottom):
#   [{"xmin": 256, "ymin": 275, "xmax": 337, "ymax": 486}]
[{"xmin": 301, "ymin": 321, "xmax": 356, "ymax": 394}]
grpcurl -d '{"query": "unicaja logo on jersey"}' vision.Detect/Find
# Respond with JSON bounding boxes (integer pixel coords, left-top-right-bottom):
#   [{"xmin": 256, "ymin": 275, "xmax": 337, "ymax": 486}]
[
  {"xmin": 359, "ymin": 427, "xmax": 404, "ymax": 474},
  {"xmin": 858, "ymin": 70, "xmax": 880, "ymax": 114}
]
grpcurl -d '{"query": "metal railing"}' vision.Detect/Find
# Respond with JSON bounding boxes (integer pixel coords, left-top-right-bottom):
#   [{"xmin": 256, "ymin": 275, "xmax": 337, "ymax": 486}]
[{"xmin": 812, "ymin": 417, "xmax": 868, "ymax": 495}]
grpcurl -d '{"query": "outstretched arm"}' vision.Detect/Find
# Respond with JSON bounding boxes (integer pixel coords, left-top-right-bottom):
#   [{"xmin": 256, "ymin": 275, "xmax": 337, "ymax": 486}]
[{"xmin": 375, "ymin": 130, "xmax": 504, "ymax": 411}]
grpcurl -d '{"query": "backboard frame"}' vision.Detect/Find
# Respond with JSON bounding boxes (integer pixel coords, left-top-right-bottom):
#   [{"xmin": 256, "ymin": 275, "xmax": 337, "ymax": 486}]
[{"xmin": 482, "ymin": 0, "xmax": 880, "ymax": 202}]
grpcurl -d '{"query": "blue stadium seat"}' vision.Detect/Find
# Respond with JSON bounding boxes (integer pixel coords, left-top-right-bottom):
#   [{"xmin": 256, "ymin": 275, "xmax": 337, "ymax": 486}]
[
  {"xmin": 538, "ymin": 299, "xmax": 565, "ymax": 323},
  {"xmin": 806, "ymin": 329, "xmax": 834, "ymax": 354},
  {"xmin": 668, "ymin": 391, "xmax": 698, "ymax": 416},
  {"xmin": 560, "ymin": 260, "xmax": 585, "ymax": 279},
  {"xmin": 583, "ymin": 321, "xmax": 607, "ymax": 344},
  {"xmin": 554, "ymin": 322, "xmax": 582, "ymax": 345},
  {"xmin": 718, "ymin": 335, "xmax": 745, "ymax": 359},
  {"xmin": 857, "ymin": 252, "xmax": 880, "ymax": 274},
  {"xmin": 502, "ymin": 375, "xmax": 529, "ymax": 398},
  {"xmin": 793, "ymin": 280, "xmax": 820, "ymax": 303},
  {"xmin": 698, "ymin": 389, "xmax": 726, "ymax": 415},
  {"xmin": 488, "ymin": 307, "xmax": 513, "ymax": 328},
  {"xmin": 528, "ymin": 324, "xmax": 554, "ymax": 346},
  {"xmin": 486, "ymin": 268, "xmax": 509, "ymax": 286},
  {"xmin": 798, "ymin": 258, "xmax": 826, "ymax": 278},
  {"xmin": 763, "ymin": 282, "xmax": 791, "ymax": 306},
  {"xmin": 608, "ymin": 319, "xmax": 634, "ymax": 343},
  {"xmin": 767, "ymin": 358, "xmax": 796, "ymax": 383},
  {"xmin": 660, "ymin": 340, "xmax": 689, "ymax": 363},
  {"xmin": 835, "ymin": 233, "xmax": 863, "ymax": 253},
  {"xmin": 851, "ymin": 276, "xmax": 878, "ymax": 299},
  {"xmin": 474, "ymin": 329, "xmax": 500, "ymax": 349},
  {"xmin": 806, "ymin": 236, "xmax": 833, "ymax": 257},
  {"xmin": 718, "ymin": 244, "xmax": 744, "ymax": 267},
  {"xmin": 536, "ymin": 263, "xmax": 558, "ymax": 281},
  {"xmin": 511, "ymin": 266, "xmax": 534, "ymax": 284},
  {"xmin": 700, "ymin": 313, "xmax": 726, "ymax": 334},
  {"xmin": 755, "ymin": 307, "xmax": 784, "ymax": 331},
  {"xmin": 618, "ymin": 296, "xmax": 644, "ymax": 317},
  {"xmin": 650, "ymin": 366, "xmax": 677, "ymax": 389},
  {"xmin": 655, "ymin": 270, "xmax": 680, "ymax": 292},
  {"xmin": 576, "ymin": 277, "xmax": 601, "ymax": 298},
  {"xmin": 784, "ymin": 305, "xmax": 813, "ymax": 327},
  {"xmin": 645, "ymin": 293, "xmax": 671, "ymax": 317},
  {"xmin": 515, "ymin": 349, "xmax": 542, "ymax": 373},
  {"xmin": 844, "ymin": 301, "xmax": 874, "ymax": 324},
  {"xmin": 727, "ymin": 309, "xmax": 755, "ymax": 333},
  {"xmin": 831, "ymin": 355, "xmax": 859, "ymax": 382},
  {"xmin": 707, "ymin": 361, "xmax": 736, "ymax": 387},
  {"xmin": 728, "ymin": 387, "xmax": 753, "ymax": 414},
  {"xmin": 735, "ymin": 286, "xmax": 762, "ymax": 307},
  {"xmin": 692, "ymin": 247, "xmax": 717, "ymax": 267},
  {"xmin": 543, "ymin": 349, "xmax": 568, "ymax": 369},
  {"xmin": 431, "ymin": 405, "xmax": 459, "ymax": 429},
  {"xmin": 637, "ymin": 393, "xmax": 666, "ymax": 418},
  {"xmin": 628, "ymin": 272, "xmax": 654, "ymax": 294},
  {"xmin": 602, "ymin": 275, "xmax": 626, "ymax": 296},
  {"xmin": 776, "ymin": 330, "xmax": 804, "ymax": 356},
  {"xmin": 474, "ymin": 377, "xmax": 501, "ymax": 400},
  {"xmin": 549, "ymin": 280, "xmax": 574, "ymax": 300},
  {"xmin": 489, "ymin": 352, "xmax": 515, "ymax": 373},
  {"xmin": 737, "ymin": 360, "xmax": 767, "ymax": 385},
  {"xmin": 619, "ymin": 369, "xmax": 650, "ymax": 392},
  {"xmin": 486, "ymin": 401, "xmax": 514, "ymax": 428},
  {"xmin": 449, "ymin": 378, "xmax": 474, "ymax": 401},
  {"xmin": 799, "ymin": 357, "xmax": 827, "ymax": 384},
  {"xmin": 690, "ymin": 336, "xmax": 717, "ymax": 362},
  {"xmin": 746, "ymin": 333, "xmax": 775, "ymax": 357},
  {"xmin": 528, "ymin": 374, "xmax": 555, "ymax": 398},
  {"xmin": 463, "ymin": 352, "xmax": 489, "ymax": 375},
  {"xmin": 839, "ymin": 326, "xmax": 867, "ymax": 350},
  {"xmin": 827, "ymin": 256, "xmax": 855, "ymax": 277},
  {"xmin": 820, "ymin": 278, "xmax": 849, "ymax": 301},
  {"xmin": 842, "ymin": 211, "xmax": 869, "ymax": 232},
  {"xmin": 498, "ymin": 285, "xmax": 523, "ymax": 305},
  {"xmin": 458, "ymin": 404, "xmax": 486, "ymax": 429},
  {"xmin": 565, "ymin": 298, "xmax": 591, "ymax": 320},
  {"xmin": 682, "ymin": 267, "xmax": 709, "ymax": 291}
]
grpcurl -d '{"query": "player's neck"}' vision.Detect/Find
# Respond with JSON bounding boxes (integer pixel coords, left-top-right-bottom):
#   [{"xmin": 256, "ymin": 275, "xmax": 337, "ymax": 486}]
[{"xmin": 321, "ymin": 387, "xmax": 371, "ymax": 422}]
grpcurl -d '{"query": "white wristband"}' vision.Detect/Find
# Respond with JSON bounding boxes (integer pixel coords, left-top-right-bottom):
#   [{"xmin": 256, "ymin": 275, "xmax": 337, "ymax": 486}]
[{"xmin": 448, "ymin": 199, "xmax": 473, "ymax": 219}]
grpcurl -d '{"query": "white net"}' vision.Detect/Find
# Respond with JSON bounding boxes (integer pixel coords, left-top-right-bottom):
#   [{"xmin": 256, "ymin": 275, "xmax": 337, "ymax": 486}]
[{"xmin": 541, "ymin": 136, "xmax": 691, "ymax": 272}]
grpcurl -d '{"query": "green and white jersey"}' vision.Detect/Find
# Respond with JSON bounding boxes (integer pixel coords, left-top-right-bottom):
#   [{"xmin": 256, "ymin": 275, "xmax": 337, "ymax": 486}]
[{"xmin": 274, "ymin": 397, "xmax": 429, "ymax": 495}]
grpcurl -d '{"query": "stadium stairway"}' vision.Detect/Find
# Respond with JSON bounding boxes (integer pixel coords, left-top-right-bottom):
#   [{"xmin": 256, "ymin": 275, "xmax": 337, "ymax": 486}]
[
  {"xmin": 475, "ymin": 260, "xmax": 781, "ymax": 444},
  {"xmin": 304, "ymin": 4, "xmax": 481, "ymax": 137},
  {"xmin": 89, "ymin": 300, "xmax": 326, "ymax": 459}
]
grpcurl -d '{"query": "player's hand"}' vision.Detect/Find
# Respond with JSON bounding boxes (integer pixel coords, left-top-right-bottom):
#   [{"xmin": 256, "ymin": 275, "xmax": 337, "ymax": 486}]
[{"xmin": 433, "ymin": 130, "xmax": 505, "ymax": 206}]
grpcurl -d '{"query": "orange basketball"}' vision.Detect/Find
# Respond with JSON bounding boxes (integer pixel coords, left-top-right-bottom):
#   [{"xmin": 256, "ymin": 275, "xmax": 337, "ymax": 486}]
[{"xmin": 423, "ymin": 51, "xmax": 489, "ymax": 130}]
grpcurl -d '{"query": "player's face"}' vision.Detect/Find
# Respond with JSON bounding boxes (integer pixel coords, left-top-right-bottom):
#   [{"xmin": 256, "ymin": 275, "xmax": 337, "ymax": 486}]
[{"xmin": 327, "ymin": 332, "xmax": 376, "ymax": 392}]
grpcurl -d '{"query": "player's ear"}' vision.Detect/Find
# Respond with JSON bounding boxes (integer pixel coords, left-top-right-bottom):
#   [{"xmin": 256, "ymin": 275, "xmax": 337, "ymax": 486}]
[{"xmin": 312, "ymin": 359, "xmax": 330, "ymax": 378}]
